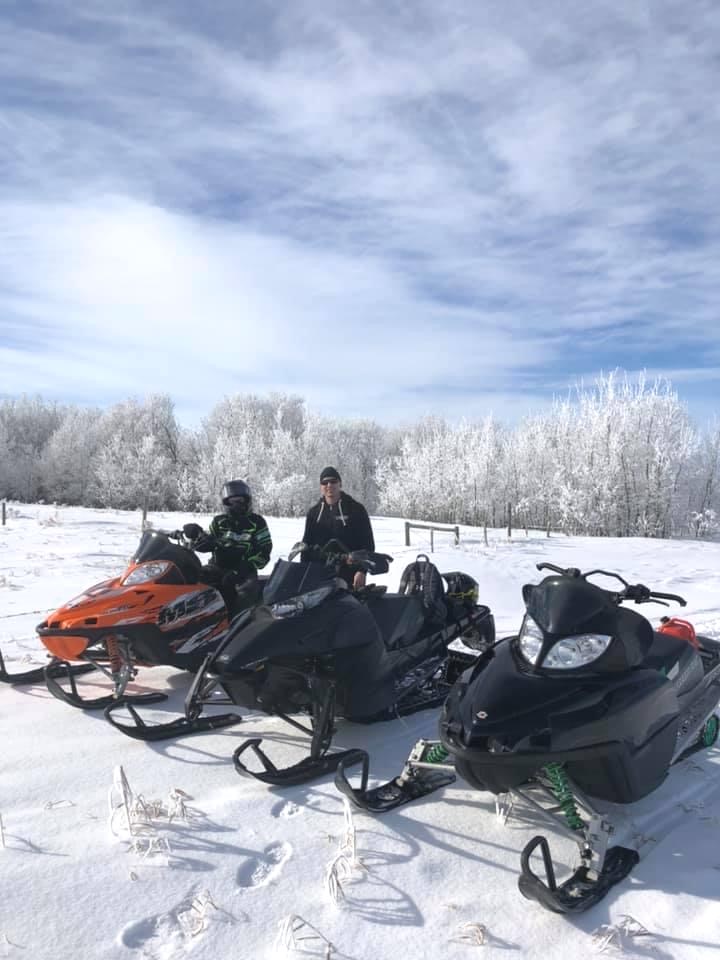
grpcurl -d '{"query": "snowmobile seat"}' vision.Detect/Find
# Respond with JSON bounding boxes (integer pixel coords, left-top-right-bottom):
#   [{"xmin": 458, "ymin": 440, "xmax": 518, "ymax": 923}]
[
  {"xmin": 644, "ymin": 630, "xmax": 705, "ymax": 696},
  {"xmin": 364, "ymin": 594, "xmax": 426, "ymax": 651}
]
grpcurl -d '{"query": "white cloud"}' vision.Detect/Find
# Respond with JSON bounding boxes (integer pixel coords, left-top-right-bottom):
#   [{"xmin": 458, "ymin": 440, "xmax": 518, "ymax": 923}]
[{"xmin": 1, "ymin": 1, "xmax": 719, "ymax": 424}]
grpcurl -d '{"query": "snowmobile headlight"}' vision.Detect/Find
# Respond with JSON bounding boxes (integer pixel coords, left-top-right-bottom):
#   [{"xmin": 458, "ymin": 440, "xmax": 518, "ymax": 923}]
[
  {"xmin": 542, "ymin": 633, "xmax": 613, "ymax": 670},
  {"xmin": 518, "ymin": 614, "xmax": 545, "ymax": 665},
  {"xmin": 122, "ymin": 561, "xmax": 171, "ymax": 585},
  {"xmin": 269, "ymin": 585, "xmax": 335, "ymax": 619}
]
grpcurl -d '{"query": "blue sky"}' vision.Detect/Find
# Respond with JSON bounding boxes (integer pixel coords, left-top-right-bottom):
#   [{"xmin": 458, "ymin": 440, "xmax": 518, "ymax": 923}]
[{"xmin": 1, "ymin": 0, "xmax": 719, "ymax": 427}]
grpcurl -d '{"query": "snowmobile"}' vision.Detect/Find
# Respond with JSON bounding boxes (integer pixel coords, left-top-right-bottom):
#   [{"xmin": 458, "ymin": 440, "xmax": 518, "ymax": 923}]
[
  {"xmin": 104, "ymin": 541, "xmax": 496, "ymax": 787},
  {"xmin": 336, "ymin": 562, "xmax": 720, "ymax": 913},
  {"xmin": 0, "ymin": 529, "xmax": 259, "ymax": 726}
]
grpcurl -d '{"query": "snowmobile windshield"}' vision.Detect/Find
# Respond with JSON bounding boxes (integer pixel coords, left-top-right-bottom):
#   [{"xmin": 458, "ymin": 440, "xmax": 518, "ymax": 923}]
[
  {"xmin": 262, "ymin": 559, "xmax": 339, "ymax": 606},
  {"xmin": 524, "ymin": 576, "xmax": 613, "ymax": 635},
  {"xmin": 519, "ymin": 575, "xmax": 653, "ymax": 672},
  {"xmin": 130, "ymin": 531, "xmax": 202, "ymax": 583}
]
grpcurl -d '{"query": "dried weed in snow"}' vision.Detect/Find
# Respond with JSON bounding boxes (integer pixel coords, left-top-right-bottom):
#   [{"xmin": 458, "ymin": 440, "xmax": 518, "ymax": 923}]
[
  {"xmin": 276, "ymin": 914, "xmax": 334, "ymax": 958},
  {"xmin": 592, "ymin": 915, "xmax": 655, "ymax": 953}
]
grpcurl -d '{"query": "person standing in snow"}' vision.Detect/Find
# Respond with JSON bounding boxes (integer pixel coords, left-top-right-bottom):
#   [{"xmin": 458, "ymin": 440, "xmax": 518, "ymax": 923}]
[
  {"xmin": 183, "ymin": 480, "xmax": 272, "ymax": 613},
  {"xmin": 301, "ymin": 467, "xmax": 375, "ymax": 590}
]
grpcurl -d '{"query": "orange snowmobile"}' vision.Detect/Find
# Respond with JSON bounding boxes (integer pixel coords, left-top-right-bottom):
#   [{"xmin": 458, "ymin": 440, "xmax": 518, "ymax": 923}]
[{"xmin": 0, "ymin": 529, "xmax": 256, "ymax": 727}]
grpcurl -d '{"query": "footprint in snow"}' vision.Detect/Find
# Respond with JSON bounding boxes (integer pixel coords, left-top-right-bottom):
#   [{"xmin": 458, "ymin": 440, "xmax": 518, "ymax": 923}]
[
  {"xmin": 271, "ymin": 799, "xmax": 303, "ymax": 819},
  {"xmin": 119, "ymin": 893, "xmax": 209, "ymax": 958},
  {"xmin": 237, "ymin": 840, "xmax": 292, "ymax": 888}
]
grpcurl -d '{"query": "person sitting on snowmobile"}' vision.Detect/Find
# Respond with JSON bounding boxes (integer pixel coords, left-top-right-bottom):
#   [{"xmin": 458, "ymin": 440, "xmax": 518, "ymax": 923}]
[
  {"xmin": 301, "ymin": 467, "xmax": 375, "ymax": 590},
  {"xmin": 183, "ymin": 480, "xmax": 272, "ymax": 614}
]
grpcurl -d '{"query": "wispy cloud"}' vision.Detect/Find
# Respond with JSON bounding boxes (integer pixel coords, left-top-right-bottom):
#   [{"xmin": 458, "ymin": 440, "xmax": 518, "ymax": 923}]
[{"xmin": 1, "ymin": 1, "xmax": 719, "ymax": 424}]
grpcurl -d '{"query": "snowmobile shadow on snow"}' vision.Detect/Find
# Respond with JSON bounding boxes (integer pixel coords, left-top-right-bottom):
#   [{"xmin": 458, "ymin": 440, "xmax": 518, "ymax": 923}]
[
  {"xmin": 335, "ymin": 562, "xmax": 720, "ymax": 914},
  {"xmin": 104, "ymin": 540, "xmax": 496, "ymax": 787}
]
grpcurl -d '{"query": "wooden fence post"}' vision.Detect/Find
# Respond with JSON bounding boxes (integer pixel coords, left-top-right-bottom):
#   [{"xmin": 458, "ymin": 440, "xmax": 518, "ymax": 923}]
[
  {"xmin": 1, "ymin": 501, "xmax": 5, "ymax": 526},
  {"xmin": 507, "ymin": 501, "xmax": 512, "ymax": 538},
  {"xmin": 404, "ymin": 521, "xmax": 462, "ymax": 551}
]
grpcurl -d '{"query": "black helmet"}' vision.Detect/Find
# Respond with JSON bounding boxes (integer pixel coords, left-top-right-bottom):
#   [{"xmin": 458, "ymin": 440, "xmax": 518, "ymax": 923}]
[
  {"xmin": 221, "ymin": 479, "xmax": 252, "ymax": 516},
  {"xmin": 443, "ymin": 571, "xmax": 479, "ymax": 608}
]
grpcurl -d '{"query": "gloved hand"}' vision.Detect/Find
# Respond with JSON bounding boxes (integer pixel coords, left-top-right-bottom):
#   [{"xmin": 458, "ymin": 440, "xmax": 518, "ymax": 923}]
[
  {"xmin": 192, "ymin": 534, "xmax": 215, "ymax": 552},
  {"xmin": 183, "ymin": 522, "xmax": 204, "ymax": 540}
]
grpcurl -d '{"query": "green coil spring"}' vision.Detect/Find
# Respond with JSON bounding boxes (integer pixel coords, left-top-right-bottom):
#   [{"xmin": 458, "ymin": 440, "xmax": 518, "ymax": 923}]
[
  {"xmin": 425, "ymin": 743, "xmax": 449, "ymax": 764},
  {"xmin": 544, "ymin": 762, "xmax": 584, "ymax": 830}
]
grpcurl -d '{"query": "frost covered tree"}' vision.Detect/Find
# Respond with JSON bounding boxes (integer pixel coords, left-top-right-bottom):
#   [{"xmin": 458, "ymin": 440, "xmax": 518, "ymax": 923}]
[
  {"xmin": 89, "ymin": 395, "xmax": 180, "ymax": 511},
  {"xmin": 0, "ymin": 374, "xmax": 716, "ymax": 543},
  {"xmin": 377, "ymin": 416, "xmax": 503, "ymax": 525},
  {"xmin": 691, "ymin": 419, "xmax": 720, "ymax": 520},
  {"xmin": 0, "ymin": 396, "xmax": 65, "ymax": 501},
  {"xmin": 536, "ymin": 374, "xmax": 695, "ymax": 536},
  {"xmin": 192, "ymin": 393, "xmax": 310, "ymax": 515},
  {"xmin": 39, "ymin": 407, "xmax": 103, "ymax": 504}
]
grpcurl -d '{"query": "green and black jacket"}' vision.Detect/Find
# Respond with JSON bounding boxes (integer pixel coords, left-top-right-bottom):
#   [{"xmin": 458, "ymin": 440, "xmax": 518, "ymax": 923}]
[{"xmin": 207, "ymin": 512, "xmax": 273, "ymax": 577}]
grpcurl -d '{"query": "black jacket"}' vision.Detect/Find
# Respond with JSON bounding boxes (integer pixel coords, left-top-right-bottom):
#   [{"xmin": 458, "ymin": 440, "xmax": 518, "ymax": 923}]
[{"xmin": 301, "ymin": 493, "xmax": 375, "ymax": 557}]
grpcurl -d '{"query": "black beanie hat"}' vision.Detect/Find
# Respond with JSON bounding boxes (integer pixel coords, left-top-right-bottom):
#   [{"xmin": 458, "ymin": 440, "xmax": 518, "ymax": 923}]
[{"xmin": 320, "ymin": 466, "xmax": 341, "ymax": 483}]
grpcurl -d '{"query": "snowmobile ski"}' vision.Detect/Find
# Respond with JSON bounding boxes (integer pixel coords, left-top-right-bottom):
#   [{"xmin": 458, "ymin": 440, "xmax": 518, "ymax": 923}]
[
  {"xmin": 103, "ymin": 652, "xmax": 243, "ymax": 740},
  {"xmin": 518, "ymin": 835, "xmax": 639, "ymax": 914},
  {"xmin": 335, "ymin": 742, "xmax": 456, "ymax": 812},
  {"xmin": 0, "ymin": 647, "xmax": 95, "ymax": 686},
  {"xmin": 232, "ymin": 677, "xmax": 346, "ymax": 786},
  {"xmin": 43, "ymin": 657, "xmax": 170, "ymax": 711},
  {"xmin": 233, "ymin": 738, "xmax": 363, "ymax": 786},
  {"xmin": 104, "ymin": 693, "xmax": 243, "ymax": 741}
]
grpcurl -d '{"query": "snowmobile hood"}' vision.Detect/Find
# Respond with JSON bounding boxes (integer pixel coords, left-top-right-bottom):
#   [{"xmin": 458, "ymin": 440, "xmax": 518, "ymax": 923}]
[
  {"xmin": 212, "ymin": 592, "xmax": 374, "ymax": 672},
  {"xmin": 41, "ymin": 581, "xmax": 224, "ymax": 633},
  {"xmin": 441, "ymin": 637, "xmax": 679, "ymax": 759},
  {"xmin": 442, "ymin": 638, "xmax": 604, "ymax": 743},
  {"xmin": 45, "ymin": 577, "xmax": 125, "ymax": 620}
]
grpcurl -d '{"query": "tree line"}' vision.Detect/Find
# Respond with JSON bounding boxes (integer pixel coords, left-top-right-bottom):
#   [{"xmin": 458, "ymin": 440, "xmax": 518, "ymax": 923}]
[{"xmin": 0, "ymin": 373, "xmax": 718, "ymax": 539}]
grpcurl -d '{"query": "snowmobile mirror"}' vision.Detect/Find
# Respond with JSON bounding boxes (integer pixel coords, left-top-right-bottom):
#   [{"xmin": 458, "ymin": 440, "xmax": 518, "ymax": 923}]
[
  {"xmin": 368, "ymin": 552, "xmax": 393, "ymax": 575},
  {"xmin": 288, "ymin": 542, "xmax": 308, "ymax": 562}
]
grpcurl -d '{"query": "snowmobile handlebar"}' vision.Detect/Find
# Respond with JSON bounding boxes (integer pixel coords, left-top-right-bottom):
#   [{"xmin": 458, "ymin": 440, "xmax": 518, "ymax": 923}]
[
  {"xmin": 156, "ymin": 529, "xmax": 187, "ymax": 542},
  {"xmin": 624, "ymin": 586, "xmax": 687, "ymax": 606},
  {"xmin": 288, "ymin": 542, "xmax": 391, "ymax": 573},
  {"xmin": 155, "ymin": 529, "xmax": 219, "ymax": 553},
  {"xmin": 535, "ymin": 562, "xmax": 687, "ymax": 607}
]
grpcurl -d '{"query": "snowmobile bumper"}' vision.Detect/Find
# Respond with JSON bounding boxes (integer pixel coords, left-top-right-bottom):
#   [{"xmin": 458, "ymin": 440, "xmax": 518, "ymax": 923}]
[{"xmin": 518, "ymin": 834, "xmax": 639, "ymax": 914}]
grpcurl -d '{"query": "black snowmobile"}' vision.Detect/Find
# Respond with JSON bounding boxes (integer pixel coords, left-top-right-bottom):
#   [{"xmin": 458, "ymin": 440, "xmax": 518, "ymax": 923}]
[
  {"xmin": 105, "ymin": 541, "xmax": 496, "ymax": 786},
  {"xmin": 336, "ymin": 562, "xmax": 720, "ymax": 913}
]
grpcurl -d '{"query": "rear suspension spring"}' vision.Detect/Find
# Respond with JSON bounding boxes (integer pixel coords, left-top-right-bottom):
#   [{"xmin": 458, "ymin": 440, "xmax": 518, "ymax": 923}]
[{"xmin": 425, "ymin": 743, "xmax": 449, "ymax": 764}]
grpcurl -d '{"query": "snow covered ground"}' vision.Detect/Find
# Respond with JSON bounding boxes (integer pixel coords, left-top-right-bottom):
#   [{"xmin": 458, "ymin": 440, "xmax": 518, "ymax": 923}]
[{"xmin": 1, "ymin": 504, "xmax": 720, "ymax": 960}]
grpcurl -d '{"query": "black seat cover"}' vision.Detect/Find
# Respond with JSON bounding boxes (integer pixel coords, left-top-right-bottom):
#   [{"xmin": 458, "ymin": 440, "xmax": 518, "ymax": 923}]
[{"xmin": 365, "ymin": 594, "xmax": 426, "ymax": 650}]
